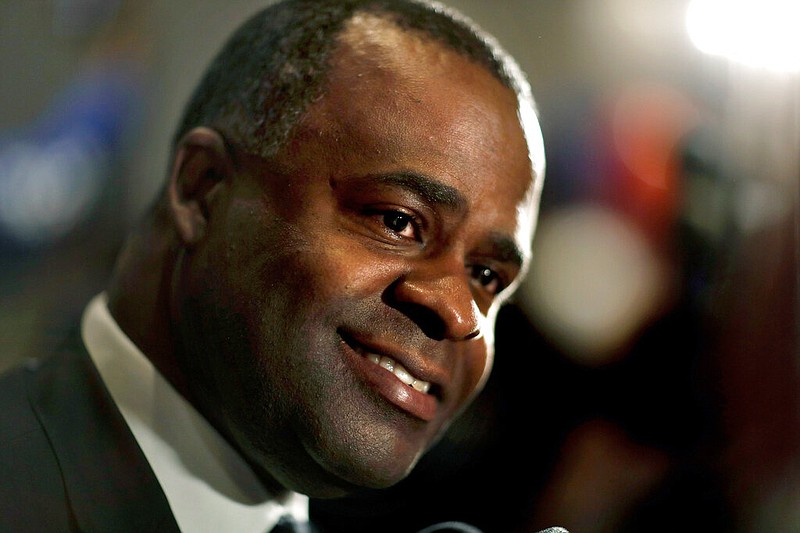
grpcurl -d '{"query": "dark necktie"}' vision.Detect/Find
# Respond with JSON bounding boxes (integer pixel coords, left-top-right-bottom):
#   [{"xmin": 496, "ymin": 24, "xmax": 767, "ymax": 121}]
[
  {"xmin": 416, "ymin": 523, "xmax": 568, "ymax": 533},
  {"xmin": 270, "ymin": 515, "xmax": 313, "ymax": 533}
]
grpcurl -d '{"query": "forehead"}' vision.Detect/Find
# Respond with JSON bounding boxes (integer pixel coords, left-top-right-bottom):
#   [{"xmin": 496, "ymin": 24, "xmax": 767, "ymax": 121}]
[
  {"xmin": 273, "ymin": 12, "xmax": 540, "ymax": 253},
  {"xmin": 327, "ymin": 14, "xmax": 531, "ymax": 170}
]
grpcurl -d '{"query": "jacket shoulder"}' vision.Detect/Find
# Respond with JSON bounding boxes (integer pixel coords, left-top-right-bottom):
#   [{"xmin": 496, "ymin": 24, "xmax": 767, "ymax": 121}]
[{"xmin": 0, "ymin": 359, "xmax": 76, "ymax": 532}]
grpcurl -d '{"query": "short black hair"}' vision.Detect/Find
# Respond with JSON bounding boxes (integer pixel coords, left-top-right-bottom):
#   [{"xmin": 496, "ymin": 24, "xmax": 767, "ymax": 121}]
[{"xmin": 173, "ymin": 0, "xmax": 536, "ymax": 159}]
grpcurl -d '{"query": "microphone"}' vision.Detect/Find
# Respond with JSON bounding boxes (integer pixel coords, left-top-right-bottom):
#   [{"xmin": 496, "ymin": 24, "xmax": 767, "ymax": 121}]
[
  {"xmin": 416, "ymin": 522, "xmax": 483, "ymax": 532},
  {"xmin": 416, "ymin": 523, "xmax": 569, "ymax": 533}
]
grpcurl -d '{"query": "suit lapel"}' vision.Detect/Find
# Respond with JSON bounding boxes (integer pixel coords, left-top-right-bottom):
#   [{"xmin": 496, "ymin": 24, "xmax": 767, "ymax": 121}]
[{"xmin": 26, "ymin": 331, "xmax": 181, "ymax": 532}]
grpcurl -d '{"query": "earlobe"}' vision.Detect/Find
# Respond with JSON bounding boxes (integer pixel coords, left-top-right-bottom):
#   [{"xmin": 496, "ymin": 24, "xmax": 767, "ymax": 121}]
[{"xmin": 168, "ymin": 127, "xmax": 232, "ymax": 245}]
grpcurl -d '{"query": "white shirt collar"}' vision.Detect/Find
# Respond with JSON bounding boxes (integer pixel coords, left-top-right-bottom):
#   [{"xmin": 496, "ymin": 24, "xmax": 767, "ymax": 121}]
[{"xmin": 81, "ymin": 293, "xmax": 309, "ymax": 533}]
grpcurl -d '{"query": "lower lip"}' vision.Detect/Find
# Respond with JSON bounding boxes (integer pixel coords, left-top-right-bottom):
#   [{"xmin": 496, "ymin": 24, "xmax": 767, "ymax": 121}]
[{"xmin": 340, "ymin": 339, "xmax": 438, "ymax": 422}]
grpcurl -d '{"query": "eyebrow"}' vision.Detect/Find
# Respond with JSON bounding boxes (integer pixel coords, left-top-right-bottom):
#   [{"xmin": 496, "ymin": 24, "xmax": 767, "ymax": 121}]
[
  {"xmin": 363, "ymin": 171, "xmax": 526, "ymax": 269},
  {"xmin": 485, "ymin": 231, "xmax": 526, "ymax": 270},
  {"xmin": 370, "ymin": 171, "xmax": 467, "ymax": 211}
]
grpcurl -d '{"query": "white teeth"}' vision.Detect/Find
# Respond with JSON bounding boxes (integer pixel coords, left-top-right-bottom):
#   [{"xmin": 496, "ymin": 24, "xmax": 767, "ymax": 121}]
[
  {"xmin": 366, "ymin": 353, "xmax": 431, "ymax": 394},
  {"xmin": 412, "ymin": 380, "xmax": 431, "ymax": 394},
  {"xmin": 379, "ymin": 356, "xmax": 394, "ymax": 372},
  {"xmin": 393, "ymin": 365, "xmax": 414, "ymax": 386}
]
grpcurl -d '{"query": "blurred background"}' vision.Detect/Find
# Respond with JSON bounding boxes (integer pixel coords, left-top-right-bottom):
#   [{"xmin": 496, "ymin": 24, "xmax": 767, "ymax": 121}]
[{"xmin": 0, "ymin": 1, "xmax": 797, "ymax": 532}]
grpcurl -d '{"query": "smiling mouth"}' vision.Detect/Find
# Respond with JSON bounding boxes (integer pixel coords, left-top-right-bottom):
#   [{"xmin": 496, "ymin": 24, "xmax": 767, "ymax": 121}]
[
  {"xmin": 340, "ymin": 330, "xmax": 433, "ymax": 395},
  {"xmin": 365, "ymin": 353, "xmax": 431, "ymax": 393}
]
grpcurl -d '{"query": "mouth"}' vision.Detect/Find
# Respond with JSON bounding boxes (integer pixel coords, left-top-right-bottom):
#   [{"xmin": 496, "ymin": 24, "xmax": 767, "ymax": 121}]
[
  {"xmin": 364, "ymin": 353, "xmax": 431, "ymax": 394},
  {"xmin": 338, "ymin": 329, "xmax": 441, "ymax": 420}
]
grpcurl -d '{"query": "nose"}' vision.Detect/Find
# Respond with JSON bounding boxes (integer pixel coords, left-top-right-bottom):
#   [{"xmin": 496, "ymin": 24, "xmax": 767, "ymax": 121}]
[{"xmin": 389, "ymin": 258, "xmax": 482, "ymax": 341}]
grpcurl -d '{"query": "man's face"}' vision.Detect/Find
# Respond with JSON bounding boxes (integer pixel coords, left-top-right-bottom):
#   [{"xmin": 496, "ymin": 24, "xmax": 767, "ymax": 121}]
[{"xmin": 174, "ymin": 15, "xmax": 542, "ymax": 497}]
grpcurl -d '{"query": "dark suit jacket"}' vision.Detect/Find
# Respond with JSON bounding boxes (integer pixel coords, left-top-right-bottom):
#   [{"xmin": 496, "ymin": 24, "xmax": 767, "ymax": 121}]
[
  {"xmin": 0, "ymin": 331, "xmax": 482, "ymax": 533},
  {"xmin": 0, "ymin": 330, "xmax": 181, "ymax": 533}
]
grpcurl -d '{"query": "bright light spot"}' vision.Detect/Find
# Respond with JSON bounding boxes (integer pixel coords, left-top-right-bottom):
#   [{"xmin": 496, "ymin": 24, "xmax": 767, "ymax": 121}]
[
  {"xmin": 686, "ymin": 0, "xmax": 800, "ymax": 72},
  {"xmin": 519, "ymin": 205, "xmax": 668, "ymax": 365}
]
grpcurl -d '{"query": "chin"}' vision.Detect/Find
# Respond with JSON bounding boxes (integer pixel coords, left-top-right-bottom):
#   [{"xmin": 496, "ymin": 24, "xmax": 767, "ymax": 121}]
[
  {"xmin": 308, "ymin": 443, "xmax": 424, "ymax": 496},
  {"xmin": 280, "ymin": 458, "xmax": 417, "ymax": 500}
]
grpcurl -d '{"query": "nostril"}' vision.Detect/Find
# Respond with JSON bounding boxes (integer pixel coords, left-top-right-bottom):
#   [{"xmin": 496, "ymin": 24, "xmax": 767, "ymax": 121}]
[
  {"xmin": 462, "ymin": 327, "xmax": 481, "ymax": 341},
  {"xmin": 386, "ymin": 275, "xmax": 482, "ymax": 341},
  {"xmin": 390, "ymin": 300, "xmax": 449, "ymax": 341}
]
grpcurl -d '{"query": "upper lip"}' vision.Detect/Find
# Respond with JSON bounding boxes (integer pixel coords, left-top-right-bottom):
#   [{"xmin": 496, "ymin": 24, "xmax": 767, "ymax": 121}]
[{"xmin": 338, "ymin": 328, "xmax": 446, "ymax": 399}]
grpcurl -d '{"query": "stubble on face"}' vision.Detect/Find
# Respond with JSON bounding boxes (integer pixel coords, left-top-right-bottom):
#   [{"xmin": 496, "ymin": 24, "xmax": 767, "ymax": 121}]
[{"xmin": 175, "ymin": 13, "xmax": 541, "ymax": 497}]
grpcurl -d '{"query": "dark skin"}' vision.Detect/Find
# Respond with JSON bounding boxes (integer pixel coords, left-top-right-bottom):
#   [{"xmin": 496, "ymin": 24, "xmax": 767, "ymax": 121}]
[{"xmin": 106, "ymin": 14, "xmax": 544, "ymax": 499}]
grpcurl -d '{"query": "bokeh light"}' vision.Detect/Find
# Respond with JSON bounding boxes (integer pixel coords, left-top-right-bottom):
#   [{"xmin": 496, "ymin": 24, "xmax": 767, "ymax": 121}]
[{"xmin": 686, "ymin": 0, "xmax": 800, "ymax": 72}]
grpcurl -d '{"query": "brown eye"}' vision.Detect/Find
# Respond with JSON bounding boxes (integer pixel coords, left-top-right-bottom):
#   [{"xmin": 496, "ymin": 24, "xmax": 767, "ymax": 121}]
[
  {"xmin": 470, "ymin": 264, "xmax": 503, "ymax": 295},
  {"xmin": 383, "ymin": 211, "xmax": 415, "ymax": 238}
]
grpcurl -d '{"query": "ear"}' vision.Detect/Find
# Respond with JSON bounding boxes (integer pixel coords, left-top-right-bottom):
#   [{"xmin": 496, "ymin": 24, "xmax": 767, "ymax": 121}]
[{"xmin": 168, "ymin": 127, "xmax": 233, "ymax": 245}]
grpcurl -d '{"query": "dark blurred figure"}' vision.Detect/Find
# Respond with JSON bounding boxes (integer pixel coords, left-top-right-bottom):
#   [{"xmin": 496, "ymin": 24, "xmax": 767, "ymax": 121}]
[{"xmin": 0, "ymin": 0, "xmax": 152, "ymax": 372}]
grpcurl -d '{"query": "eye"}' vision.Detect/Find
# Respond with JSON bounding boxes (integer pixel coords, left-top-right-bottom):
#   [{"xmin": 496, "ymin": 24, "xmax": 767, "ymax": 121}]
[
  {"xmin": 469, "ymin": 264, "xmax": 504, "ymax": 295},
  {"xmin": 382, "ymin": 211, "xmax": 417, "ymax": 239}
]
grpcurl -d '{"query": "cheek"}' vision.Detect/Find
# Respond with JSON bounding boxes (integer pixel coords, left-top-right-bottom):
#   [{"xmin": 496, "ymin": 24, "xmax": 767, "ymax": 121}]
[{"xmin": 281, "ymin": 231, "xmax": 400, "ymax": 305}]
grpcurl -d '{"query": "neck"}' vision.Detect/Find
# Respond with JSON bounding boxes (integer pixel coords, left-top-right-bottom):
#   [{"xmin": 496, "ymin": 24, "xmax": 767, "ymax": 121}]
[{"xmin": 105, "ymin": 216, "xmax": 190, "ymax": 398}]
